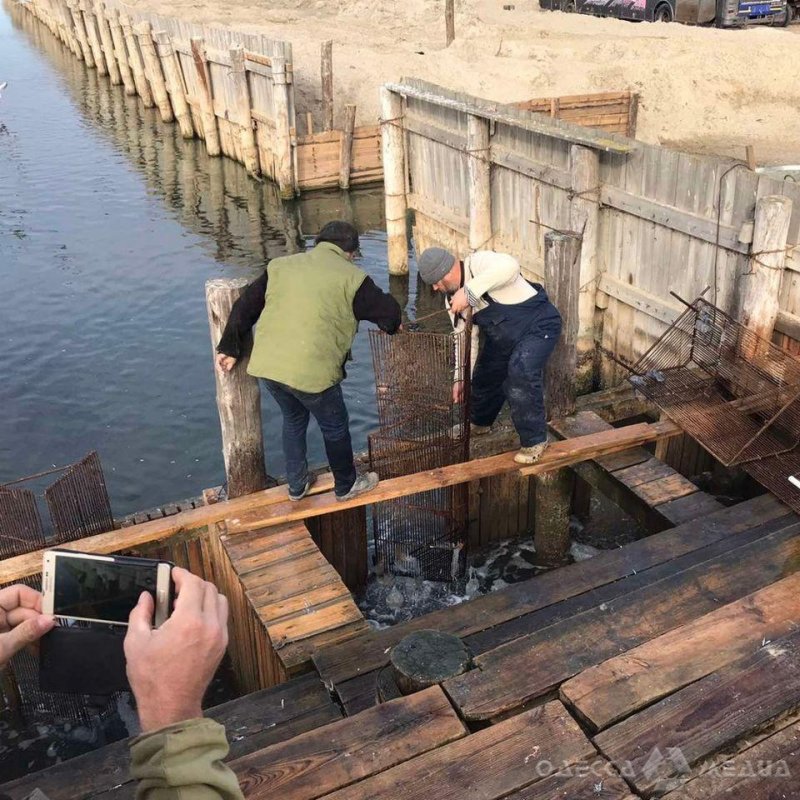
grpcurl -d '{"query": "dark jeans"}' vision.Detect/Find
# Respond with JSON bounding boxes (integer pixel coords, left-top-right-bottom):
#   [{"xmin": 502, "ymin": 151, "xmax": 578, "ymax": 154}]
[
  {"xmin": 471, "ymin": 331, "xmax": 558, "ymax": 447},
  {"xmin": 262, "ymin": 379, "xmax": 357, "ymax": 497}
]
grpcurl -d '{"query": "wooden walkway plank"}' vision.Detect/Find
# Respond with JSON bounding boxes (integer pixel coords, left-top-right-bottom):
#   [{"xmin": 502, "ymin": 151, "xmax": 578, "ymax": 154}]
[
  {"xmin": 317, "ymin": 701, "xmax": 596, "ymax": 800},
  {"xmin": 232, "ymin": 686, "xmax": 467, "ymax": 800},
  {"xmin": 503, "ymin": 766, "xmax": 638, "ymax": 800},
  {"xmin": 443, "ymin": 520, "xmax": 800, "ymax": 721},
  {"xmin": 313, "ymin": 494, "xmax": 790, "ymax": 688},
  {"xmin": 653, "ymin": 492, "xmax": 724, "ymax": 527},
  {"xmin": 594, "ymin": 630, "xmax": 800, "ymax": 798},
  {"xmin": 561, "ymin": 571, "xmax": 800, "ymax": 732},
  {"xmin": 0, "ymin": 673, "xmax": 341, "ymax": 800},
  {"xmin": 662, "ymin": 720, "xmax": 800, "ymax": 799}
]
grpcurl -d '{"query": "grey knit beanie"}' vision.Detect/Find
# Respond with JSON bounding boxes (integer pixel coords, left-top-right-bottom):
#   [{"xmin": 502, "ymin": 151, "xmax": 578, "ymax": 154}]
[{"xmin": 417, "ymin": 247, "xmax": 456, "ymax": 285}]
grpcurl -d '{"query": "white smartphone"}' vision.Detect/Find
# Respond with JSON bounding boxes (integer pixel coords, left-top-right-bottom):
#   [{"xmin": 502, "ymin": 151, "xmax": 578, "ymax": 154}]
[{"xmin": 42, "ymin": 550, "xmax": 173, "ymax": 627}]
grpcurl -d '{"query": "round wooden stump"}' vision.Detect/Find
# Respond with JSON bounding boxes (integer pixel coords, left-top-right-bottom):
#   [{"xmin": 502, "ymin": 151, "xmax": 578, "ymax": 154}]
[{"xmin": 390, "ymin": 629, "xmax": 471, "ymax": 695}]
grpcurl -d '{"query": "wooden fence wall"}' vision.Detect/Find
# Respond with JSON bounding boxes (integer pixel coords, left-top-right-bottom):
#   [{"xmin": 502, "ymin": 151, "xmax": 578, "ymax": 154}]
[{"xmin": 513, "ymin": 91, "xmax": 639, "ymax": 137}]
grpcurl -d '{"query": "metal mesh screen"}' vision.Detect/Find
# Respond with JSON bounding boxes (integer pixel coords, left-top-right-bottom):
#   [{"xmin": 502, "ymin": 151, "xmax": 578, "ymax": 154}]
[
  {"xmin": 629, "ymin": 298, "xmax": 800, "ymax": 466},
  {"xmin": 368, "ymin": 329, "xmax": 471, "ymax": 581},
  {"xmin": 0, "ymin": 487, "xmax": 46, "ymax": 558}
]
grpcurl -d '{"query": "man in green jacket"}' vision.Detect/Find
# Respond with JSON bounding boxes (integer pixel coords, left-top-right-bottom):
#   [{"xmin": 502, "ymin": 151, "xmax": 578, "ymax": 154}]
[{"xmin": 216, "ymin": 221, "xmax": 402, "ymax": 502}]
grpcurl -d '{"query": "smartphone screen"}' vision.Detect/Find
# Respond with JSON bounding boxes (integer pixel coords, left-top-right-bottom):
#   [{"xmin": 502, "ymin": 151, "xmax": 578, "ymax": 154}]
[{"xmin": 53, "ymin": 556, "xmax": 159, "ymax": 624}]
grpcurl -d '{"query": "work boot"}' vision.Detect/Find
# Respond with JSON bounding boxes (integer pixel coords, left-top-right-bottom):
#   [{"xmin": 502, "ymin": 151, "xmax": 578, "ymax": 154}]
[
  {"xmin": 514, "ymin": 442, "xmax": 549, "ymax": 465},
  {"xmin": 471, "ymin": 423, "xmax": 492, "ymax": 436},
  {"xmin": 288, "ymin": 474, "xmax": 316, "ymax": 502},
  {"xmin": 336, "ymin": 472, "xmax": 379, "ymax": 502}
]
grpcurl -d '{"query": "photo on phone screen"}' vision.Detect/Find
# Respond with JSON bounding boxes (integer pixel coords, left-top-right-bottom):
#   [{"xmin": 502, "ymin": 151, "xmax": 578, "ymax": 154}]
[{"xmin": 42, "ymin": 551, "xmax": 172, "ymax": 627}]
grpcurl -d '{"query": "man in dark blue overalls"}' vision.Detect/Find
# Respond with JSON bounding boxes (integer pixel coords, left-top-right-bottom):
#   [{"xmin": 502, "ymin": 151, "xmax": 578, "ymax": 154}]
[{"xmin": 417, "ymin": 247, "xmax": 562, "ymax": 464}]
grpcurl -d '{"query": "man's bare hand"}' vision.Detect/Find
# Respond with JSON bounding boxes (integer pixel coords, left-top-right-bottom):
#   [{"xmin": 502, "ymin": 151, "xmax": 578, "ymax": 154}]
[
  {"xmin": 448, "ymin": 288, "xmax": 470, "ymax": 315},
  {"xmin": 216, "ymin": 353, "xmax": 237, "ymax": 373},
  {"xmin": 452, "ymin": 380, "xmax": 465, "ymax": 405},
  {"xmin": 0, "ymin": 584, "xmax": 54, "ymax": 668},
  {"xmin": 124, "ymin": 568, "xmax": 229, "ymax": 733}
]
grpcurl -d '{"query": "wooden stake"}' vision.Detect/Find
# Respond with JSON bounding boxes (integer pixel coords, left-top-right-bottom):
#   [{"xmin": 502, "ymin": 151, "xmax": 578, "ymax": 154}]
[
  {"xmin": 205, "ymin": 278, "xmax": 269, "ymax": 498},
  {"xmin": 109, "ymin": 9, "xmax": 136, "ymax": 95},
  {"xmin": 535, "ymin": 231, "xmax": 583, "ymax": 567},
  {"xmin": 94, "ymin": 2, "xmax": 121, "ymax": 85},
  {"xmin": 121, "ymin": 15, "xmax": 154, "ymax": 107},
  {"xmin": 467, "ymin": 114, "xmax": 492, "ymax": 251},
  {"xmin": 189, "ymin": 37, "xmax": 221, "ymax": 156},
  {"xmin": 80, "ymin": 0, "xmax": 107, "ymax": 75},
  {"xmin": 67, "ymin": 0, "xmax": 94, "ymax": 66},
  {"xmin": 736, "ymin": 194, "xmax": 793, "ymax": 354},
  {"xmin": 569, "ymin": 144, "xmax": 600, "ymax": 395},
  {"xmin": 136, "ymin": 22, "xmax": 173, "ymax": 123},
  {"xmin": 445, "ymin": 0, "xmax": 455, "ymax": 46},
  {"xmin": 321, "ymin": 40, "xmax": 334, "ymax": 132},
  {"xmin": 271, "ymin": 56, "xmax": 296, "ymax": 198},
  {"xmin": 306, "ymin": 111, "xmax": 314, "ymax": 136},
  {"xmin": 155, "ymin": 31, "xmax": 194, "ymax": 138},
  {"xmin": 746, "ymin": 144, "xmax": 757, "ymax": 171},
  {"xmin": 61, "ymin": 0, "xmax": 83, "ymax": 59},
  {"xmin": 381, "ymin": 87, "xmax": 408, "ymax": 275},
  {"xmin": 230, "ymin": 45, "xmax": 260, "ymax": 176},
  {"xmin": 338, "ymin": 104, "xmax": 356, "ymax": 190}
]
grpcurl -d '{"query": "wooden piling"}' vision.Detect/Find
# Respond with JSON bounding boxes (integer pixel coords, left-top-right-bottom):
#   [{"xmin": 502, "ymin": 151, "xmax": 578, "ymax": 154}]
[
  {"xmin": 445, "ymin": 0, "xmax": 455, "ymax": 46},
  {"xmin": 569, "ymin": 144, "xmax": 600, "ymax": 394},
  {"xmin": 188, "ymin": 37, "xmax": 221, "ymax": 157},
  {"xmin": 271, "ymin": 56, "xmax": 296, "ymax": 198},
  {"xmin": 67, "ymin": 0, "xmax": 93, "ymax": 66},
  {"xmin": 121, "ymin": 15, "xmax": 154, "ymax": 108},
  {"xmin": 229, "ymin": 45, "xmax": 260, "ymax": 176},
  {"xmin": 381, "ymin": 88, "xmax": 408, "ymax": 275},
  {"xmin": 136, "ymin": 22, "xmax": 173, "ymax": 123},
  {"xmin": 736, "ymin": 195, "xmax": 793, "ymax": 353},
  {"xmin": 339, "ymin": 104, "xmax": 357, "ymax": 190},
  {"xmin": 61, "ymin": 0, "xmax": 82, "ymax": 59},
  {"xmin": 80, "ymin": 1, "xmax": 107, "ymax": 76},
  {"xmin": 155, "ymin": 31, "xmax": 194, "ymax": 138},
  {"xmin": 205, "ymin": 278, "xmax": 269, "ymax": 498},
  {"xmin": 108, "ymin": 9, "xmax": 136, "ymax": 96},
  {"xmin": 467, "ymin": 114, "xmax": 492, "ymax": 251},
  {"xmin": 321, "ymin": 40, "xmax": 334, "ymax": 132},
  {"xmin": 535, "ymin": 231, "xmax": 583, "ymax": 567},
  {"xmin": 94, "ymin": 2, "xmax": 120, "ymax": 85}
]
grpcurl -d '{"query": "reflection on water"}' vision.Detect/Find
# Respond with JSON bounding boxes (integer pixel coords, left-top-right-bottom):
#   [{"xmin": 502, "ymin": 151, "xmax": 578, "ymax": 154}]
[{"xmin": 0, "ymin": 3, "xmax": 424, "ymax": 517}]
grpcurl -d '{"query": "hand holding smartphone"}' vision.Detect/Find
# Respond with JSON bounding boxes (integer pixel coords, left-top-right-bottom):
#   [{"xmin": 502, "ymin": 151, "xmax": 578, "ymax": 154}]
[{"xmin": 42, "ymin": 550, "xmax": 173, "ymax": 627}]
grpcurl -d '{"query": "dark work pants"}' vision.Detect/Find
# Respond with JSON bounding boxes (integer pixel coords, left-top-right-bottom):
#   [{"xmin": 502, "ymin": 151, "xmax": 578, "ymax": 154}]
[
  {"xmin": 470, "ymin": 331, "xmax": 558, "ymax": 447},
  {"xmin": 262, "ymin": 379, "xmax": 357, "ymax": 497}
]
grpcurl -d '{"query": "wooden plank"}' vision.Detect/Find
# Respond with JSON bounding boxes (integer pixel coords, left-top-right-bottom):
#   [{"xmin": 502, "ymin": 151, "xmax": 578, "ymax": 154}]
[
  {"xmin": 595, "ymin": 630, "xmax": 800, "ymax": 798},
  {"xmin": 318, "ymin": 701, "xmax": 595, "ymax": 800},
  {"xmin": 269, "ymin": 598, "xmax": 363, "ymax": 647},
  {"xmin": 313, "ymin": 493, "xmax": 790, "ymax": 686},
  {"xmin": 256, "ymin": 582, "xmax": 351, "ymax": 624},
  {"xmin": 632, "ymin": 474, "xmax": 698, "ymax": 507},
  {"xmin": 655, "ymin": 492, "xmax": 722, "ymax": 526},
  {"xmin": 662, "ymin": 719, "xmax": 800, "ymax": 799},
  {"xmin": 336, "ymin": 670, "xmax": 380, "ymax": 716},
  {"xmin": 232, "ymin": 686, "xmax": 467, "ymax": 800},
  {"xmin": 503, "ymin": 766, "xmax": 637, "ymax": 800},
  {"xmin": 234, "ymin": 537, "xmax": 320, "ymax": 574},
  {"xmin": 613, "ymin": 459, "xmax": 679, "ymax": 487},
  {"xmin": 443, "ymin": 519, "xmax": 800, "ymax": 721},
  {"xmin": 561, "ymin": 571, "xmax": 800, "ymax": 731},
  {"xmin": 245, "ymin": 563, "xmax": 341, "ymax": 605}
]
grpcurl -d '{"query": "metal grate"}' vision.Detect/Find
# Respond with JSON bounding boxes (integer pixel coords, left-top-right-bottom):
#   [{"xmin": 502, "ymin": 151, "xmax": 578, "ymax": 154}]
[
  {"xmin": 628, "ymin": 298, "xmax": 800, "ymax": 466},
  {"xmin": 0, "ymin": 487, "xmax": 46, "ymax": 558},
  {"xmin": 368, "ymin": 328, "xmax": 471, "ymax": 581}
]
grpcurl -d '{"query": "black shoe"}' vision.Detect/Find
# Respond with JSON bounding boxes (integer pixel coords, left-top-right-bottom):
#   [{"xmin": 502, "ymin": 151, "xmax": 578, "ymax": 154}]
[{"xmin": 288, "ymin": 474, "xmax": 316, "ymax": 502}]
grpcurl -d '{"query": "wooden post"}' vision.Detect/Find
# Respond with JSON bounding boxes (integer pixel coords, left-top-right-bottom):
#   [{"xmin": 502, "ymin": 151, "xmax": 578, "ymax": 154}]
[
  {"xmin": 445, "ymin": 0, "xmax": 455, "ymax": 46},
  {"xmin": 155, "ymin": 31, "xmax": 194, "ymax": 138},
  {"xmin": 390, "ymin": 630, "xmax": 471, "ymax": 694},
  {"xmin": 80, "ymin": 0, "xmax": 106, "ymax": 75},
  {"xmin": 736, "ymin": 194, "xmax": 793, "ymax": 354},
  {"xmin": 338, "ymin": 104, "xmax": 356, "ymax": 190},
  {"xmin": 68, "ymin": 0, "xmax": 93, "ymax": 66},
  {"xmin": 467, "ymin": 114, "xmax": 492, "ymax": 251},
  {"xmin": 189, "ymin": 38, "xmax": 221, "ymax": 156},
  {"xmin": 230, "ymin": 45, "xmax": 260, "ymax": 176},
  {"xmin": 381, "ymin": 87, "xmax": 408, "ymax": 275},
  {"xmin": 306, "ymin": 112, "xmax": 314, "ymax": 136},
  {"xmin": 94, "ymin": 2, "xmax": 121, "ymax": 85},
  {"xmin": 321, "ymin": 40, "xmax": 334, "ymax": 132},
  {"xmin": 136, "ymin": 22, "xmax": 173, "ymax": 123},
  {"xmin": 109, "ymin": 9, "xmax": 136, "ymax": 95},
  {"xmin": 534, "ymin": 231, "xmax": 583, "ymax": 567},
  {"xmin": 271, "ymin": 56, "xmax": 296, "ymax": 198},
  {"xmin": 569, "ymin": 144, "xmax": 600, "ymax": 395},
  {"xmin": 206, "ymin": 278, "xmax": 269, "ymax": 498},
  {"xmin": 122, "ymin": 15, "xmax": 154, "ymax": 107},
  {"xmin": 61, "ymin": 0, "xmax": 82, "ymax": 59}
]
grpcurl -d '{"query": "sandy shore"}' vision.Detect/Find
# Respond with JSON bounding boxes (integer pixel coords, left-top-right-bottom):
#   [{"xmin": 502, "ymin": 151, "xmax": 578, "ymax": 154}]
[{"xmin": 125, "ymin": 0, "xmax": 800, "ymax": 164}]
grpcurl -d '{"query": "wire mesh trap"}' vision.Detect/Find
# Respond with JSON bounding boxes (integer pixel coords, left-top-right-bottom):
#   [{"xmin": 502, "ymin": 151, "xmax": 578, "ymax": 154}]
[
  {"xmin": 368, "ymin": 328, "xmax": 471, "ymax": 582},
  {"xmin": 627, "ymin": 298, "xmax": 800, "ymax": 467}
]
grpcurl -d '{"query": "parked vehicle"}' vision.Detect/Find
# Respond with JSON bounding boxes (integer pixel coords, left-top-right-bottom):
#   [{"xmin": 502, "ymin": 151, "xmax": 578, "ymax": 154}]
[{"xmin": 539, "ymin": 0, "xmax": 790, "ymax": 26}]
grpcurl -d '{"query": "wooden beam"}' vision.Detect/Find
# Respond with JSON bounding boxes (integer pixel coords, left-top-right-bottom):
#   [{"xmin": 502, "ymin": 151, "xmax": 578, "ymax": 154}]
[
  {"xmin": 0, "ymin": 421, "xmax": 680, "ymax": 585},
  {"xmin": 155, "ymin": 31, "xmax": 194, "ymax": 139},
  {"xmin": 467, "ymin": 114, "xmax": 492, "ymax": 251},
  {"xmin": 338, "ymin": 104, "xmax": 356, "ymax": 190},
  {"xmin": 190, "ymin": 37, "xmax": 221, "ymax": 156},
  {"xmin": 135, "ymin": 21, "xmax": 174, "ymax": 123},
  {"xmin": 320, "ymin": 40, "xmax": 333, "ymax": 132},
  {"xmin": 230, "ymin": 45, "xmax": 260, "ymax": 175}
]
